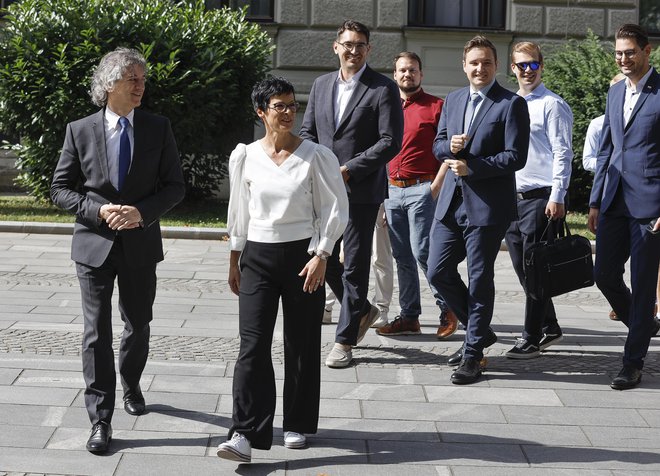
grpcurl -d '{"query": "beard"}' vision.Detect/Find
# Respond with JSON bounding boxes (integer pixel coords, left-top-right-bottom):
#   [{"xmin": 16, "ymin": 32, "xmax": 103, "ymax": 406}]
[{"xmin": 398, "ymin": 82, "xmax": 421, "ymax": 94}]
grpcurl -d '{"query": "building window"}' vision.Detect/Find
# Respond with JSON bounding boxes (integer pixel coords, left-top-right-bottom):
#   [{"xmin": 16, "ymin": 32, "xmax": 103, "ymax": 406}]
[
  {"xmin": 207, "ymin": 0, "xmax": 274, "ymax": 22},
  {"xmin": 640, "ymin": 0, "xmax": 660, "ymax": 35},
  {"xmin": 408, "ymin": 0, "xmax": 506, "ymax": 29}
]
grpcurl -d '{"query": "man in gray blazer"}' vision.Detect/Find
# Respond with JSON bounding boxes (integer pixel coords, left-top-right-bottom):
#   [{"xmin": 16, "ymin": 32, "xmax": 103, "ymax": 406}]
[
  {"xmin": 300, "ymin": 20, "xmax": 403, "ymax": 368},
  {"xmin": 51, "ymin": 48, "xmax": 185, "ymax": 453}
]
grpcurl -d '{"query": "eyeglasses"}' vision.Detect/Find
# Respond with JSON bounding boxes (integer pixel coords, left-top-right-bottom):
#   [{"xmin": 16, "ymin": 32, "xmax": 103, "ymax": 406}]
[
  {"xmin": 336, "ymin": 41, "xmax": 369, "ymax": 52},
  {"xmin": 267, "ymin": 101, "xmax": 300, "ymax": 113},
  {"xmin": 515, "ymin": 61, "xmax": 541, "ymax": 71},
  {"xmin": 615, "ymin": 49, "xmax": 638, "ymax": 59}
]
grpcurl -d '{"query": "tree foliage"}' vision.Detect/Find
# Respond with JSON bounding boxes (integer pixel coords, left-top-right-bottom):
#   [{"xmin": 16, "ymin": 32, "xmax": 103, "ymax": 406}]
[{"xmin": 0, "ymin": 0, "xmax": 273, "ymax": 200}]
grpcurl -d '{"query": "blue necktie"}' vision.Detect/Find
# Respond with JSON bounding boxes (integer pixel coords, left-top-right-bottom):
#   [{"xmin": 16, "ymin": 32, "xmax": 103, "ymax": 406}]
[
  {"xmin": 118, "ymin": 116, "xmax": 130, "ymax": 191},
  {"xmin": 463, "ymin": 92, "xmax": 482, "ymax": 134}
]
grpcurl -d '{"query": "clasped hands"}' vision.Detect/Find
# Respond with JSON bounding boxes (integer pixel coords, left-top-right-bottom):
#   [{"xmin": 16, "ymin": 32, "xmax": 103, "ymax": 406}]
[
  {"xmin": 99, "ymin": 203, "xmax": 142, "ymax": 231},
  {"xmin": 447, "ymin": 134, "xmax": 469, "ymax": 176}
]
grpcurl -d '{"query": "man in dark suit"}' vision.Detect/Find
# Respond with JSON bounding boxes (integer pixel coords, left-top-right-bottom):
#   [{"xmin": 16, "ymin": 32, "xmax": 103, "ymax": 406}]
[
  {"xmin": 588, "ymin": 24, "xmax": 660, "ymax": 390},
  {"xmin": 51, "ymin": 48, "xmax": 185, "ymax": 452},
  {"xmin": 427, "ymin": 36, "xmax": 529, "ymax": 384},
  {"xmin": 300, "ymin": 20, "xmax": 403, "ymax": 368}
]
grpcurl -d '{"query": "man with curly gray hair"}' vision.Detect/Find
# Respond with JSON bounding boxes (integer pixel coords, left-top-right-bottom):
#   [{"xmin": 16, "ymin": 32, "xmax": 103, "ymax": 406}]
[{"xmin": 51, "ymin": 47, "xmax": 185, "ymax": 453}]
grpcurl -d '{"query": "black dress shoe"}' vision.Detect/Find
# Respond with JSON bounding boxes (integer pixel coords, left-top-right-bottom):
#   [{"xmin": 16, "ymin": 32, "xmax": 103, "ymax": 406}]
[
  {"xmin": 610, "ymin": 365, "xmax": 642, "ymax": 390},
  {"xmin": 652, "ymin": 317, "xmax": 660, "ymax": 337},
  {"xmin": 451, "ymin": 357, "xmax": 482, "ymax": 385},
  {"xmin": 86, "ymin": 421, "xmax": 112, "ymax": 453},
  {"xmin": 447, "ymin": 330, "xmax": 498, "ymax": 366},
  {"xmin": 124, "ymin": 396, "xmax": 146, "ymax": 416}
]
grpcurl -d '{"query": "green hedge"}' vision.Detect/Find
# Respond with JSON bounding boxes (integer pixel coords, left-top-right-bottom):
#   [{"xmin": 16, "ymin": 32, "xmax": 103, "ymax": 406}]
[{"xmin": 0, "ymin": 0, "xmax": 273, "ymax": 200}]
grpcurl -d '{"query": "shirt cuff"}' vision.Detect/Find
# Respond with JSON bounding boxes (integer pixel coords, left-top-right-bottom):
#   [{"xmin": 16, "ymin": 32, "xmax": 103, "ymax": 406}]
[{"xmin": 230, "ymin": 236, "xmax": 246, "ymax": 251}]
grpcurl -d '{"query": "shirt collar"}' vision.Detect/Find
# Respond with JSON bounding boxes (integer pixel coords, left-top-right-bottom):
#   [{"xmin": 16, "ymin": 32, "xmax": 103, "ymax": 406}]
[
  {"xmin": 470, "ymin": 79, "xmax": 495, "ymax": 100},
  {"xmin": 337, "ymin": 63, "xmax": 367, "ymax": 85},
  {"xmin": 105, "ymin": 106, "xmax": 135, "ymax": 129},
  {"xmin": 521, "ymin": 82, "xmax": 547, "ymax": 99},
  {"xmin": 625, "ymin": 67, "xmax": 653, "ymax": 94}
]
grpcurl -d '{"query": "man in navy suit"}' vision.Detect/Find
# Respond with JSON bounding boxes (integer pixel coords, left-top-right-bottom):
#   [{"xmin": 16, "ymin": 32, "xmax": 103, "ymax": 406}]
[
  {"xmin": 51, "ymin": 48, "xmax": 185, "ymax": 452},
  {"xmin": 300, "ymin": 20, "xmax": 403, "ymax": 368},
  {"xmin": 427, "ymin": 36, "xmax": 529, "ymax": 384},
  {"xmin": 588, "ymin": 24, "xmax": 660, "ymax": 390}
]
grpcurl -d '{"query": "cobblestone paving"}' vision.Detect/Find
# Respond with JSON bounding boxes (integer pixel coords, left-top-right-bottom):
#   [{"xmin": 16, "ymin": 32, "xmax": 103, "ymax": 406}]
[{"xmin": 3, "ymin": 269, "xmax": 648, "ymax": 375}]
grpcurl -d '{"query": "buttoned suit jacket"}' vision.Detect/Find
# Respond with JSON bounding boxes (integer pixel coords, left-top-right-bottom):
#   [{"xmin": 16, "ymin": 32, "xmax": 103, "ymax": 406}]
[
  {"xmin": 432, "ymin": 81, "xmax": 529, "ymax": 226},
  {"xmin": 51, "ymin": 108, "xmax": 185, "ymax": 268},
  {"xmin": 589, "ymin": 67, "xmax": 660, "ymax": 219},
  {"xmin": 299, "ymin": 65, "xmax": 403, "ymax": 204}
]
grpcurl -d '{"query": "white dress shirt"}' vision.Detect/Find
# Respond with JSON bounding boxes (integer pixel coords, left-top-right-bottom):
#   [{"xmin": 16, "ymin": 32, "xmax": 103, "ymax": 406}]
[
  {"xmin": 104, "ymin": 107, "xmax": 135, "ymax": 190},
  {"xmin": 334, "ymin": 63, "xmax": 367, "ymax": 127},
  {"xmin": 227, "ymin": 139, "xmax": 349, "ymax": 255},
  {"xmin": 582, "ymin": 114, "xmax": 604, "ymax": 173},
  {"xmin": 516, "ymin": 83, "xmax": 573, "ymax": 204},
  {"xmin": 623, "ymin": 67, "xmax": 653, "ymax": 125}
]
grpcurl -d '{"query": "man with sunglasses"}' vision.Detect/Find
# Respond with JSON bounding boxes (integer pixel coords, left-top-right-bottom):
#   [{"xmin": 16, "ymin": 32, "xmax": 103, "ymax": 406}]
[
  {"xmin": 300, "ymin": 20, "xmax": 403, "ymax": 368},
  {"xmin": 588, "ymin": 24, "xmax": 660, "ymax": 390},
  {"xmin": 504, "ymin": 42, "xmax": 573, "ymax": 359}
]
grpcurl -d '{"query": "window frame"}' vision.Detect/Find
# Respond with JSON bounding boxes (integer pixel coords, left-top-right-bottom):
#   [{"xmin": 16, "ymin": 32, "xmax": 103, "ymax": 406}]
[{"xmin": 408, "ymin": 0, "xmax": 506, "ymax": 30}]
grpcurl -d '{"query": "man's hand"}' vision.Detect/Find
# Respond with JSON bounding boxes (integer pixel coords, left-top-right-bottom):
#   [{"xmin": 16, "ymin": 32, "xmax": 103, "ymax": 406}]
[
  {"xmin": 545, "ymin": 201, "xmax": 566, "ymax": 220},
  {"xmin": 450, "ymin": 134, "xmax": 469, "ymax": 155},
  {"xmin": 588, "ymin": 207, "xmax": 599, "ymax": 234},
  {"xmin": 340, "ymin": 165, "xmax": 350, "ymax": 183},
  {"xmin": 104, "ymin": 204, "xmax": 142, "ymax": 231},
  {"xmin": 445, "ymin": 159, "xmax": 468, "ymax": 177}
]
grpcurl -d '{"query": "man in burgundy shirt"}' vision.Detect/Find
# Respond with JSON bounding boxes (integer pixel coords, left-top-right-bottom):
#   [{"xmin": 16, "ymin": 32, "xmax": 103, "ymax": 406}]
[{"xmin": 377, "ymin": 52, "xmax": 459, "ymax": 339}]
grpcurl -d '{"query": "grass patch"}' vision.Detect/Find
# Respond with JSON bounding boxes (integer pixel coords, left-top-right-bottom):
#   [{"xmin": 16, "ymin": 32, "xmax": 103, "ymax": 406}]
[
  {"xmin": 0, "ymin": 195, "xmax": 228, "ymax": 228},
  {"xmin": 0, "ymin": 194, "xmax": 595, "ymax": 239}
]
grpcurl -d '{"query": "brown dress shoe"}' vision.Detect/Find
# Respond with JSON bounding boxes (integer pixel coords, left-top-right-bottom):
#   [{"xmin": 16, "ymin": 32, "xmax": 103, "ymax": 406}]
[
  {"xmin": 437, "ymin": 310, "xmax": 458, "ymax": 339},
  {"xmin": 609, "ymin": 309, "xmax": 620, "ymax": 321},
  {"xmin": 376, "ymin": 316, "xmax": 421, "ymax": 336}
]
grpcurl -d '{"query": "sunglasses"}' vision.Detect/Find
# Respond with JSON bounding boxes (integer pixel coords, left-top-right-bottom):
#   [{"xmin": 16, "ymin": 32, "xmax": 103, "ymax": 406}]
[{"xmin": 515, "ymin": 61, "xmax": 541, "ymax": 71}]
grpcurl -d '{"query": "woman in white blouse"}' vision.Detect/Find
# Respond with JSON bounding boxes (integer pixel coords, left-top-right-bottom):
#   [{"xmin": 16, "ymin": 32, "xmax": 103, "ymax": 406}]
[{"xmin": 216, "ymin": 76, "xmax": 348, "ymax": 463}]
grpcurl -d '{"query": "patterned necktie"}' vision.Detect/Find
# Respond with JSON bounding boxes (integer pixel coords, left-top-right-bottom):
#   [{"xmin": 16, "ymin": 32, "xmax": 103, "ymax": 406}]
[
  {"xmin": 463, "ymin": 92, "xmax": 483, "ymax": 134},
  {"xmin": 118, "ymin": 116, "xmax": 130, "ymax": 191}
]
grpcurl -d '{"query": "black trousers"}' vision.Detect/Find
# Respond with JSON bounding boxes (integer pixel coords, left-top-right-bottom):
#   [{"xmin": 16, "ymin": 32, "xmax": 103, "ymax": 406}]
[
  {"xmin": 324, "ymin": 202, "xmax": 380, "ymax": 345},
  {"xmin": 504, "ymin": 195, "xmax": 560, "ymax": 344},
  {"xmin": 230, "ymin": 239, "xmax": 324, "ymax": 450},
  {"xmin": 76, "ymin": 238, "xmax": 156, "ymax": 425}
]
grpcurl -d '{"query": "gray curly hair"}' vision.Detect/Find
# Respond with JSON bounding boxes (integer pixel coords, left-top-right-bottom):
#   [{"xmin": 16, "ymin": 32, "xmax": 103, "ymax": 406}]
[{"xmin": 89, "ymin": 47, "xmax": 147, "ymax": 107}]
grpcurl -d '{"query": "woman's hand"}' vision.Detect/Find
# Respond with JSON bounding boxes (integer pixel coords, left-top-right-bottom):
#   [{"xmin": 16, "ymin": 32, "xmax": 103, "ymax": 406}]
[
  {"xmin": 299, "ymin": 255, "xmax": 327, "ymax": 294},
  {"xmin": 228, "ymin": 250, "xmax": 241, "ymax": 296}
]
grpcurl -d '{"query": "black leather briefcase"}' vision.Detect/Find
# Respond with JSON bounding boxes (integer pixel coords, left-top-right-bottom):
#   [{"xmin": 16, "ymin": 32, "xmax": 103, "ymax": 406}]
[{"xmin": 524, "ymin": 218, "xmax": 594, "ymax": 301}]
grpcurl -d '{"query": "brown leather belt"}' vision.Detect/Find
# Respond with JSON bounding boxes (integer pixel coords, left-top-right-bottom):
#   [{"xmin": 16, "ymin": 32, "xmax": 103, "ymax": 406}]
[{"xmin": 389, "ymin": 174, "xmax": 436, "ymax": 188}]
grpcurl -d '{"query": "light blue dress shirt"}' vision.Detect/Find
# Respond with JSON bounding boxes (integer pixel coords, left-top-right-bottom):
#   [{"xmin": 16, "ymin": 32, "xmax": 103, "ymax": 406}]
[{"xmin": 515, "ymin": 83, "xmax": 573, "ymax": 204}]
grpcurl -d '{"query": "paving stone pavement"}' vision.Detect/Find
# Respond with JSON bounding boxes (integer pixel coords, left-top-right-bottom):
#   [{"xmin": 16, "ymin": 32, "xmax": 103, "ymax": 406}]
[{"xmin": 1, "ymin": 225, "xmax": 660, "ymax": 475}]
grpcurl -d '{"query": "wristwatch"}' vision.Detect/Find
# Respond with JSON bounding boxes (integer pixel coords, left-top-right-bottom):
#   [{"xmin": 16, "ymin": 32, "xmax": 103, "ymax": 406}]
[{"xmin": 315, "ymin": 250, "xmax": 330, "ymax": 260}]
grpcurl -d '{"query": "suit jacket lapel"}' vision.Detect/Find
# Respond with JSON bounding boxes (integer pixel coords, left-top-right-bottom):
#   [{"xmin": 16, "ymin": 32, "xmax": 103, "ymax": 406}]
[
  {"xmin": 611, "ymin": 83, "xmax": 625, "ymax": 137},
  {"xmin": 91, "ymin": 109, "xmax": 110, "ymax": 184},
  {"xmin": 624, "ymin": 68, "xmax": 658, "ymax": 132},
  {"xmin": 126, "ymin": 109, "xmax": 145, "ymax": 190},
  {"xmin": 465, "ymin": 82, "xmax": 498, "ymax": 147},
  {"xmin": 335, "ymin": 66, "xmax": 371, "ymax": 134}
]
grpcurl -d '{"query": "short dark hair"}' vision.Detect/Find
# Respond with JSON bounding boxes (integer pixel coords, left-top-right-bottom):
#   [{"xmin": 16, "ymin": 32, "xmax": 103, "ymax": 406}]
[
  {"xmin": 394, "ymin": 51, "xmax": 423, "ymax": 71},
  {"xmin": 336, "ymin": 20, "xmax": 370, "ymax": 43},
  {"xmin": 251, "ymin": 75, "xmax": 295, "ymax": 112},
  {"xmin": 615, "ymin": 23, "xmax": 649, "ymax": 50},
  {"xmin": 463, "ymin": 35, "xmax": 497, "ymax": 63}
]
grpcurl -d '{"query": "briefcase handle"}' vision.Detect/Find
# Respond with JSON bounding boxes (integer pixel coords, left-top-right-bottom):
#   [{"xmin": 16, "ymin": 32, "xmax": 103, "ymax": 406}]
[{"xmin": 541, "ymin": 217, "xmax": 572, "ymax": 244}]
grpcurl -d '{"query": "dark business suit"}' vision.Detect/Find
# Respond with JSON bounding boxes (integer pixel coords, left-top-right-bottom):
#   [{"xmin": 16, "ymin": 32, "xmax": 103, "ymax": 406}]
[
  {"xmin": 590, "ymin": 67, "xmax": 660, "ymax": 370},
  {"xmin": 427, "ymin": 81, "xmax": 529, "ymax": 360},
  {"xmin": 51, "ymin": 108, "xmax": 185, "ymax": 424},
  {"xmin": 300, "ymin": 65, "xmax": 403, "ymax": 345}
]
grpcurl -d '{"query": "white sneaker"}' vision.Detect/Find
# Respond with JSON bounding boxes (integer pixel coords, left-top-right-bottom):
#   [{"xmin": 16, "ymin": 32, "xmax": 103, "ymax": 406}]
[
  {"xmin": 325, "ymin": 343, "xmax": 352, "ymax": 368},
  {"xmin": 322, "ymin": 308, "xmax": 333, "ymax": 324},
  {"xmin": 370, "ymin": 311, "xmax": 388, "ymax": 328},
  {"xmin": 284, "ymin": 431, "xmax": 307, "ymax": 449},
  {"xmin": 217, "ymin": 432, "xmax": 251, "ymax": 463}
]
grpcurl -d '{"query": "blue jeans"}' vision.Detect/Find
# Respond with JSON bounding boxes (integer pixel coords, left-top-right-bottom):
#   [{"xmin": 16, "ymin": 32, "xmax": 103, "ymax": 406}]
[{"xmin": 385, "ymin": 182, "xmax": 447, "ymax": 319}]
